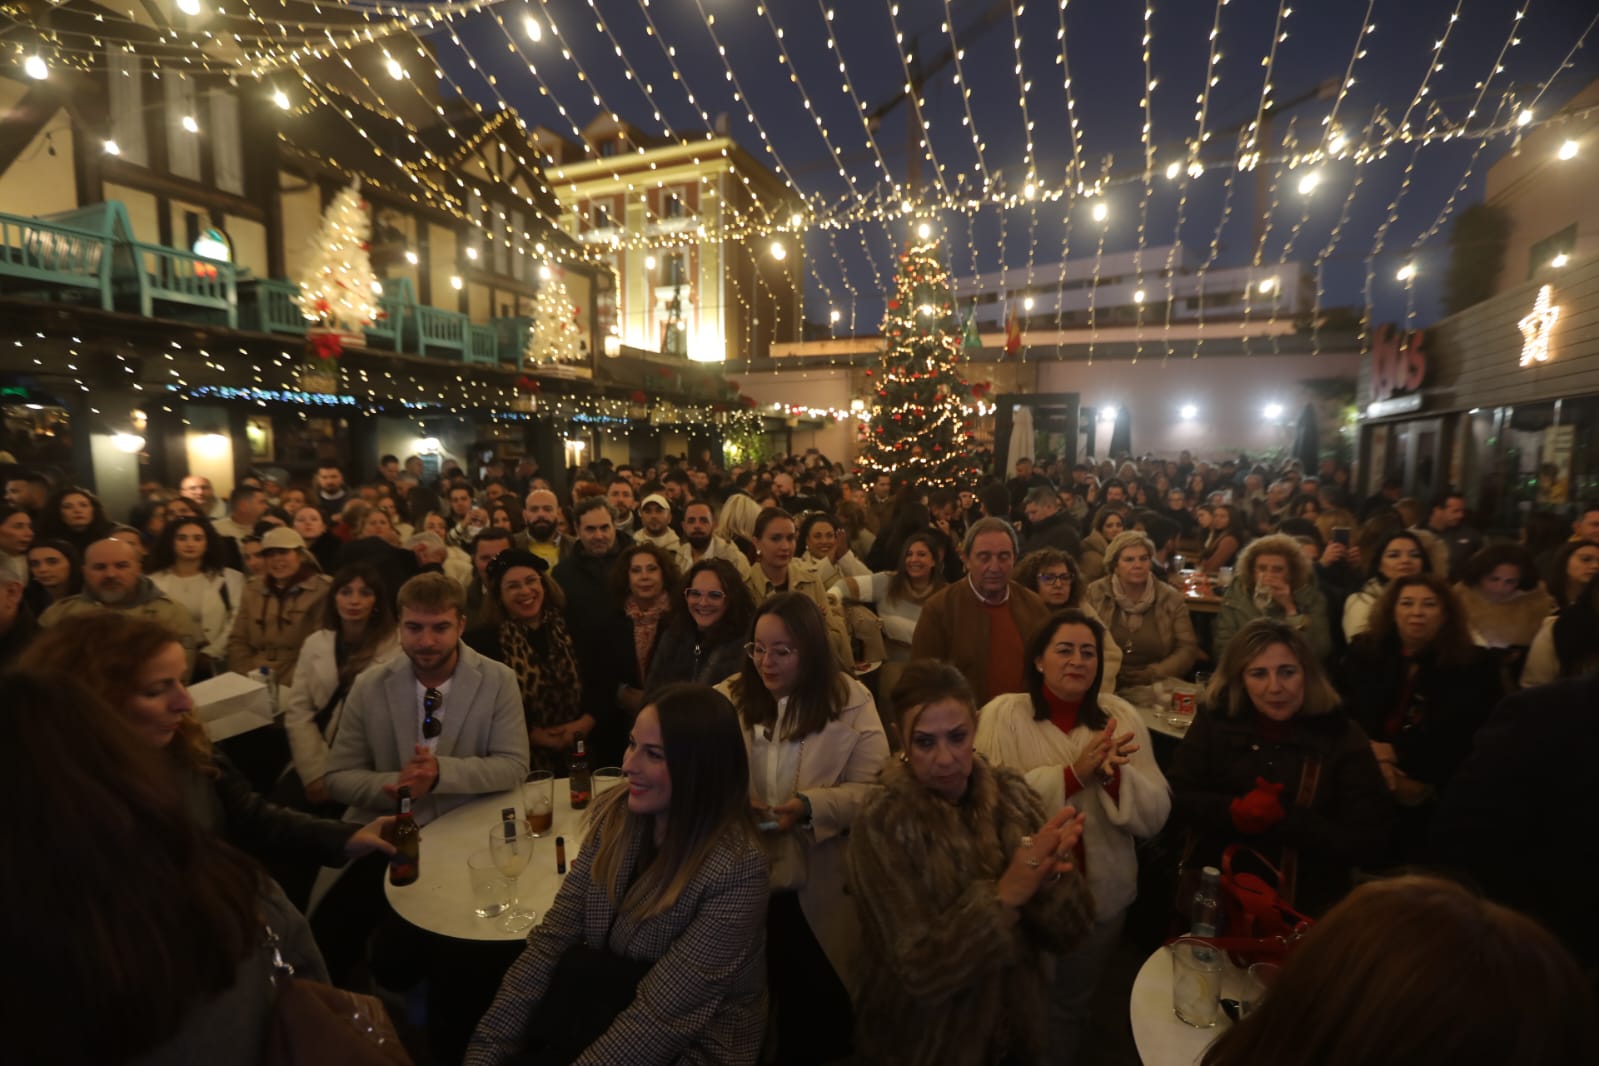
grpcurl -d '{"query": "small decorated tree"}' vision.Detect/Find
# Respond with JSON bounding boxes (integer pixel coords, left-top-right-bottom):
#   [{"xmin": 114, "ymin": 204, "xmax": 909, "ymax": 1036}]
[
  {"xmin": 294, "ymin": 179, "xmax": 380, "ymax": 354},
  {"xmin": 525, "ymin": 267, "xmax": 585, "ymax": 367},
  {"xmin": 855, "ymin": 232, "xmax": 982, "ymax": 487}
]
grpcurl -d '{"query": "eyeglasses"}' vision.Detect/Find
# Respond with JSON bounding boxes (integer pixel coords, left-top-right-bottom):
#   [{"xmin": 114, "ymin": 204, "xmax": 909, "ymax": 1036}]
[
  {"xmin": 685, "ymin": 589, "xmax": 726, "ymax": 602},
  {"xmin": 422, "ymin": 688, "xmax": 443, "ymax": 739},
  {"xmin": 744, "ymin": 642, "xmax": 796, "ymax": 663},
  {"xmin": 1038, "ymin": 572, "xmax": 1073, "ymax": 585}
]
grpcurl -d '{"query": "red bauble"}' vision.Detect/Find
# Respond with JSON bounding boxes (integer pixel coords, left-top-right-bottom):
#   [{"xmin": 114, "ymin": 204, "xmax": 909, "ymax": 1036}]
[
  {"xmin": 888, "ymin": 299, "xmax": 900, "ymax": 309},
  {"xmin": 657, "ymin": 366, "xmax": 672, "ymax": 379},
  {"xmin": 864, "ymin": 369, "xmax": 874, "ymax": 377}
]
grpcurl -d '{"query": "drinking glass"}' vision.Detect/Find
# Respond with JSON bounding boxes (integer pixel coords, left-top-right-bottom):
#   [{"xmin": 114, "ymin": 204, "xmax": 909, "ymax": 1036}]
[
  {"xmin": 1171, "ymin": 937, "xmax": 1223, "ymax": 1027},
  {"xmin": 593, "ymin": 767, "xmax": 625, "ymax": 795},
  {"xmin": 466, "ymin": 849, "xmax": 513, "ymax": 919},
  {"xmin": 1242, "ymin": 962, "xmax": 1280, "ymax": 1017},
  {"xmin": 523, "ymin": 770, "xmax": 555, "ymax": 837},
  {"xmin": 489, "ymin": 823, "xmax": 537, "ymax": 933}
]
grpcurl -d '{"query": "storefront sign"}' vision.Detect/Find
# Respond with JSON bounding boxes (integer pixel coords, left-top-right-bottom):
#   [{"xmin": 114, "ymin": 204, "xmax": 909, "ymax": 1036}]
[
  {"xmin": 1368, "ymin": 324, "xmax": 1427, "ymax": 417},
  {"xmin": 1517, "ymin": 284, "xmax": 1560, "ymax": 367}
]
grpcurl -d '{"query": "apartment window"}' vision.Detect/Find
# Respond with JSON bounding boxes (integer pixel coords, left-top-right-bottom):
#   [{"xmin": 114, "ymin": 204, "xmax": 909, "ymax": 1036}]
[
  {"xmin": 663, "ymin": 191, "xmax": 685, "ymax": 219},
  {"xmin": 599, "ymin": 138, "xmax": 620, "ymax": 158},
  {"xmin": 664, "ymin": 252, "xmax": 687, "ymax": 287},
  {"xmin": 208, "ymin": 91, "xmax": 244, "ymax": 194},
  {"xmin": 1528, "ymin": 224, "xmax": 1576, "ymax": 277},
  {"xmin": 164, "ymin": 77, "xmax": 200, "ymax": 181},
  {"xmin": 107, "ymin": 49, "xmax": 149, "ymax": 166},
  {"xmin": 591, "ymin": 204, "xmax": 611, "ymax": 230}
]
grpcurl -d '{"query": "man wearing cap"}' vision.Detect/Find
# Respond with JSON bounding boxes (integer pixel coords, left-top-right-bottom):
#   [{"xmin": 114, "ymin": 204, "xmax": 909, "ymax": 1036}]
[
  {"xmin": 39, "ymin": 538, "xmax": 202, "ymax": 678},
  {"xmin": 633, "ymin": 493, "xmax": 682, "ymax": 553},
  {"xmin": 226, "ymin": 527, "xmax": 332, "ymax": 685}
]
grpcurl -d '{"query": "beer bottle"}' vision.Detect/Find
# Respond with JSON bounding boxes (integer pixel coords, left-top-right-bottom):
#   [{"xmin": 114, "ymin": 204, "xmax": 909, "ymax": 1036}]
[
  {"xmin": 389, "ymin": 785, "xmax": 420, "ymax": 886},
  {"xmin": 569, "ymin": 734, "xmax": 592, "ymax": 810}
]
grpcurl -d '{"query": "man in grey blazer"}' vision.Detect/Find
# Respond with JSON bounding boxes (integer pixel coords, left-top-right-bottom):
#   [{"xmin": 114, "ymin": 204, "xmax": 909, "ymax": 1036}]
[{"xmin": 326, "ymin": 571, "xmax": 529, "ymax": 826}]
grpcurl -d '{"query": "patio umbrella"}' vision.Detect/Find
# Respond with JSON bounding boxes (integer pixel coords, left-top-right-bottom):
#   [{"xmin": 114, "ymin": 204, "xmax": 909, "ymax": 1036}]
[
  {"xmin": 1006, "ymin": 403, "xmax": 1036, "ymax": 472},
  {"xmin": 1293, "ymin": 402, "xmax": 1320, "ymax": 471},
  {"xmin": 1109, "ymin": 407, "xmax": 1132, "ymax": 458}
]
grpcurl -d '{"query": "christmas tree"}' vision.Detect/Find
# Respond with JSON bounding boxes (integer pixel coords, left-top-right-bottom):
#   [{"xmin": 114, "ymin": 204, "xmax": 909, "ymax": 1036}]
[
  {"xmin": 524, "ymin": 266, "xmax": 585, "ymax": 367},
  {"xmin": 293, "ymin": 179, "xmax": 380, "ymax": 342},
  {"xmin": 856, "ymin": 233, "xmax": 982, "ymax": 487}
]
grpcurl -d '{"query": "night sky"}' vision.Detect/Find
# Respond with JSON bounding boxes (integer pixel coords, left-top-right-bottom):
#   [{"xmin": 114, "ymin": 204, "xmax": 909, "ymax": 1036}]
[{"xmin": 431, "ymin": 0, "xmax": 1596, "ymax": 336}]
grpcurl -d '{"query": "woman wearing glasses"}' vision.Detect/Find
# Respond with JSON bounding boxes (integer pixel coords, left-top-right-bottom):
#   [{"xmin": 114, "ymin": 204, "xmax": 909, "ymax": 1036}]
[
  {"xmin": 647, "ymin": 558, "xmax": 757, "ymax": 689},
  {"xmin": 718, "ymin": 592, "xmax": 889, "ymax": 1064},
  {"xmin": 464, "ymin": 549, "xmax": 587, "ymax": 773},
  {"xmin": 1015, "ymin": 548, "xmax": 1123, "ymax": 691}
]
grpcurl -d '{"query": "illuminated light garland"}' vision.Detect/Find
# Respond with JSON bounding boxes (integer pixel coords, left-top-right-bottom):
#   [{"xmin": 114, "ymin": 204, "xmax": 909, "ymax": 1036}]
[{"xmin": 1517, "ymin": 284, "xmax": 1559, "ymax": 367}]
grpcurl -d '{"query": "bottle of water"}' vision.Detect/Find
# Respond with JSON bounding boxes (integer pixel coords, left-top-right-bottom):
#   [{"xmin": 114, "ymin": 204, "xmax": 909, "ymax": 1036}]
[{"xmin": 1191, "ymin": 866, "xmax": 1223, "ymax": 938}]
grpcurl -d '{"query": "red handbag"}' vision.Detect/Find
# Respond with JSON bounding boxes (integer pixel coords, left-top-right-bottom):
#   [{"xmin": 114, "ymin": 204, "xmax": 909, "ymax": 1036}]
[{"xmin": 1218, "ymin": 843, "xmax": 1315, "ymax": 940}]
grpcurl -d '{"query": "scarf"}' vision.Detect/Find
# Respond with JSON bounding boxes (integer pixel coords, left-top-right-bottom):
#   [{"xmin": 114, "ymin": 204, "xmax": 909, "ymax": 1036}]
[
  {"xmin": 1109, "ymin": 574, "xmax": 1157, "ymax": 634},
  {"xmin": 625, "ymin": 596, "xmax": 669, "ymax": 682}
]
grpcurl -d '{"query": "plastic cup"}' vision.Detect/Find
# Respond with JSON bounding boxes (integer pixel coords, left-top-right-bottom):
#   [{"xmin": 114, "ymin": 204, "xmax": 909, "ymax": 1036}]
[{"xmin": 1171, "ymin": 937, "xmax": 1224, "ymax": 1027}]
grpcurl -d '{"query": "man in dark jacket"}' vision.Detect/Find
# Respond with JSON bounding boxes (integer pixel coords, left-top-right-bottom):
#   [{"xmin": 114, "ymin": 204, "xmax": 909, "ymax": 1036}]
[
  {"xmin": 551, "ymin": 497, "xmax": 631, "ymax": 763},
  {"xmin": 1019, "ymin": 486, "xmax": 1082, "ymax": 559}
]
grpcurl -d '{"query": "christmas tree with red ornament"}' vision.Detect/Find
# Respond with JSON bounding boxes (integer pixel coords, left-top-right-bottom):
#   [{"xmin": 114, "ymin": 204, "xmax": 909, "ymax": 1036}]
[
  {"xmin": 293, "ymin": 179, "xmax": 381, "ymax": 355},
  {"xmin": 856, "ymin": 232, "xmax": 982, "ymax": 487}
]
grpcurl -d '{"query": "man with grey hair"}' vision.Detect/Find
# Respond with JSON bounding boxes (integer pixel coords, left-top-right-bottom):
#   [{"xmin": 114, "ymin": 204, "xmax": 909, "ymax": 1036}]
[
  {"xmin": 911, "ymin": 517, "xmax": 1050, "ymax": 704},
  {"xmin": 39, "ymin": 538, "xmax": 201, "ymax": 677},
  {"xmin": 0, "ymin": 567, "xmax": 37, "ymax": 667}
]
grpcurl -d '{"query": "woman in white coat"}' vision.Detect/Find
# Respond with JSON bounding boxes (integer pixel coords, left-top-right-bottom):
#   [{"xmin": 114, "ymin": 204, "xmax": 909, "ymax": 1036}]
[
  {"xmin": 147, "ymin": 516, "xmax": 244, "ymax": 679},
  {"xmin": 718, "ymin": 591, "xmax": 888, "ymax": 1066},
  {"xmin": 282, "ymin": 562, "xmax": 401, "ymax": 812},
  {"xmin": 977, "ymin": 607, "xmax": 1171, "ymax": 1063}
]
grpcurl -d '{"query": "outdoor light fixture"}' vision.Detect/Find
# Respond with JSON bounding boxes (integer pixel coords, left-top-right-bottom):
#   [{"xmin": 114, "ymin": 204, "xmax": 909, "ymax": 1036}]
[
  {"xmin": 181, "ymin": 115, "xmax": 199, "ymax": 133},
  {"xmin": 1023, "ymin": 296, "xmax": 1035, "ymax": 311},
  {"xmin": 465, "ymin": 247, "xmax": 479, "ymax": 261},
  {"xmin": 273, "ymin": 89, "xmax": 290, "ymax": 110},
  {"xmin": 1557, "ymin": 140, "xmax": 1578, "ymax": 161},
  {"xmin": 386, "ymin": 57, "xmax": 405, "ymax": 80},
  {"xmin": 524, "ymin": 15, "xmax": 542, "ymax": 42},
  {"xmin": 1551, "ymin": 253, "xmax": 1570, "ymax": 268},
  {"xmin": 1099, "ymin": 406, "xmax": 1119, "ymax": 423},
  {"xmin": 404, "ymin": 250, "xmax": 419, "ymax": 265},
  {"xmin": 769, "ymin": 241, "xmax": 787, "ymax": 260},
  {"xmin": 644, "ymin": 255, "xmax": 656, "ymax": 270},
  {"xmin": 104, "ymin": 139, "xmax": 121, "ymax": 156},
  {"xmin": 1256, "ymin": 277, "xmax": 1278, "ymax": 295},
  {"xmin": 177, "ymin": 0, "xmax": 202, "ymax": 14},
  {"xmin": 1263, "ymin": 403, "xmax": 1284, "ymax": 420},
  {"xmin": 23, "ymin": 55, "xmax": 47, "ymax": 80},
  {"xmin": 1179, "ymin": 404, "xmax": 1198, "ymax": 421},
  {"xmin": 450, "ymin": 275, "xmax": 463, "ymax": 290},
  {"xmin": 1297, "ymin": 171, "xmax": 1321, "ymax": 195},
  {"xmin": 538, "ymin": 264, "xmax": 552, "ymax": 281},
  {"xmin": 830, "ymin": 309, "xmax": 841, "ymax": 323},
  {"xmin": 1396, "ymin": 262, "xmax": 1417, "ymax": 283},
  {"xmin": 1091, "ymin": 200, "xmax": 1108, "ymax": 222}
]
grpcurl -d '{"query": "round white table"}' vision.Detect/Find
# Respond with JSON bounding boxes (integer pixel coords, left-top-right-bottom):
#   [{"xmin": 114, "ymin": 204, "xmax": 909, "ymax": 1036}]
[
  {"xmin": 1129, "ymin": 945, "xmax": 1230, "ymax": 1066},
  {"xmin": 383, "ymin": 785, "xmax": 595, "ymax": 942}
]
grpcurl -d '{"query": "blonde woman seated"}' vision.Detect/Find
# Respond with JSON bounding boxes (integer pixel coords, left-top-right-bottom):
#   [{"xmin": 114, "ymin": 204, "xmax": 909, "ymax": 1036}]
[
  {"xmin": 977, "ymin": 609, "xmax": 1170, "ymax": 1061},
  {"xmin": 847, "ymin": 660, "xmax": 1094, "ymax": 1066},
  {"xmin": 1084, "ymin": 531, "xmax": 1198, "ymax": 687},
  {"xmin": 1214, "ymin": 534, "xmax": 1334, "ymax": 664}
]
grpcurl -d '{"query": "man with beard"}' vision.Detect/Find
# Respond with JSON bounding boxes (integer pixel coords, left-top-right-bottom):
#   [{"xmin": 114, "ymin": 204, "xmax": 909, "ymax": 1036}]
[
  {"xmin": 39, "ymin": 537, "xmax": 201, "ymax": 677},
  {"xmin": 465, "ymin": 527, "xmax": 515, "ymax": 625},
  {"xmin": 675, "ymin": 499, "xmax": 749, "ymax": 577},
  {"xmin": 632, "ymin": 493, "xmax": 682, "ymax": 553},
  {"xmin": 180, "ymin": 474, "xmax": 227, "ymax": 521},
  {"xmin": 313, "ymin": 464, "xmax": 351, "ymax": 522},
  {"xmin": 551, "ymin": 497, "xmax": 631, "ymax": 764},
  {"xmin": 517, "ymin": 488, "xmax": 572, "ymax": 568},
  {"xmin": 606, "ymin": 476, "xmax": 639, "ymax": 536}
]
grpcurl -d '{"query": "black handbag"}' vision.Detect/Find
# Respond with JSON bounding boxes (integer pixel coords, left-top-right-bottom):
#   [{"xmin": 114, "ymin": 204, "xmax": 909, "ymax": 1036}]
[{"xmin": 512, "ymin": 943, "xmax": 654, "ymax": 1066}]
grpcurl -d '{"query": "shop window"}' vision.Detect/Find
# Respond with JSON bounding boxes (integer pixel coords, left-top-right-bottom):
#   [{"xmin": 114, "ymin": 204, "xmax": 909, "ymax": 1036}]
[{"xmin": 1527, "ymin": 225, "xmax": 1576, "ymax": 278}]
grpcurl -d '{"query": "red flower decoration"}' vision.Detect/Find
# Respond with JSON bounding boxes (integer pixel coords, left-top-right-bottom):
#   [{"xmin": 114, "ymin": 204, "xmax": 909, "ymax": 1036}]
[
  {"xmin": 516, "ymin": 375, "xmax": 542, "ymax": 393},
  {"xmin": 308, "ymin": 331, "xmax": 344, "ymax": 360},
  {"xmin": 630, "ymin": 389, "xmax": 647, "ymax": 404}
]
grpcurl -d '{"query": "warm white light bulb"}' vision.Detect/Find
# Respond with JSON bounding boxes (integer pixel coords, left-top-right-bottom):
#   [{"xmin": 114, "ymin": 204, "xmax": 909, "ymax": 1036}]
[
  {"xmin": 524, "ymin": 15, "xmax": 543, "ymax": 41},
  {"xmin": 1551, "ymin": 253, "xmax": 1569, "ymax": 268},
  {"xmin": 1557, "ymin": 139, "xmax": 1578, "ymax": 161},
  {"xmin": 273, "ymin": 89, "xmax": 290, "ymax": 110},
  {"xmin": 1164, "ymin": 161, "xmax": 1180, "ymax": 180},
  {"xmin": 1023, "ymin": 296, "xmax": 1035, "ymax": 311},
  {"xmin": 1396, "ymin": 262, "xmax": 1417, "ymax": 282},
  {"xmin": 1187, "ymin": 160, "xmax": 1205, "ymax": 179},
  {"xmin": 386, "ymin": 57, "xmax": 405, "ymax": 80},
  {"xmin": 1328, "ymin": 133, "xmax": 1347, "ymax": 154},
  {"xmin": 900, "ymin": 200, "xmax": 914, "ymax": 215},
  {"xmin": 23, "ymin": 55, "xmax": 47, "ymax": 80},
  {"xmin": 916, "ymin": 222, "xmax": 931, "ymax": 240},
  {"xmin": 450, "ymin": 275, "xmax": 463, "ymax": 290},
  {"xmin": 830, "ymin": 309, "xmax": 841, "ymax": 323},
  {"xmin": 1091, "ymin": 200, "xmax": 1108, "ymax": 222},
  {"xmin": 1517, "ymin": 109, "xmax": 1533, "ymax": 127},
  {"xmin": 538, "ymin": 264, "xmax": 552, "ymax": 281},
  {"xmin": 1297, "ymin": 171, "xmax": 1321, "ymax": 195},
  {"xmin": 1023, "ymin": 181, "xmax": 1037, "ymax": 201},
  {"xmin": 404, "ymin": 250, "xmax": 419, "ymax": 265},
  {"xmin": 769, "ymin": 241, "xmax": 787, "ymax": 260},
  {"xmin": 1263, "ymin": 403, "xmax": 1284, "ymax": 420},
  {"xmin": 181, "ymin": 115, "xmax": 199, "ymax": 134},
  {"xmin": 371, "ymin": 280, "xmax": 384, "ymax": 294},
  {"xmin": 177, "ymin": 0, "xmax": 202, "ymax": 14},
  {"xmin": 1256, "ymin": 277, "xmax": 1278, "ymax": 294},
  {"xmin": 104, "ymin": 139, "xmax": 121, "ymax": 156},
  {"xmin": 790, "ymin": 213, "xmax": 804, "ymax": 228},
  {"xmin": 1133, "ymin": 289, "xmax": 1146, "ymax": 304},
  {"xmin": 644, "ymin": 255, "xmax": 656, "ymax": 270},
  {"xmin": 465, "ymin": 247, "xmax": 479, "ymax": 261}
]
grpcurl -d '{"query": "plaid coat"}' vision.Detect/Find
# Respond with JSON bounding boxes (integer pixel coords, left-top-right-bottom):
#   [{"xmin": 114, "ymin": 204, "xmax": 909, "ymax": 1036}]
[{"xmin": 466, "ymin": 811, "xmax": 769, "ymax": 1066}]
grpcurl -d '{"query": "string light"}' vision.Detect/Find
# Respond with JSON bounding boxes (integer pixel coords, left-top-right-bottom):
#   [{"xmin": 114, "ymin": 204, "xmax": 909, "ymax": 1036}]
[
  {"xmin": 1557, "ymin": 140, "xmax": 1579, "ymax": 161},
  {"xmin": 1517, "ymin": 284, "xmax": 1559, "ymax": 366},
  {"xmin": 23, "ymin": 55, "xmax": 47, "ymax": 80}
]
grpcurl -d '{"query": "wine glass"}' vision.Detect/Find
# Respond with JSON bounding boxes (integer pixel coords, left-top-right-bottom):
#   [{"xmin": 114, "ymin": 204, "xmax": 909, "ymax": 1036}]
[{"xmin": 488, "ymin": 822, "xmax": 537, "ymax": 933}]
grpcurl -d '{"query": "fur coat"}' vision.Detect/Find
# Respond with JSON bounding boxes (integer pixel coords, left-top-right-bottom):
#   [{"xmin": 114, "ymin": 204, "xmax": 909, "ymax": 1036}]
[{"xmin": 846, "ymin": 756, "xmax": 1096, "ymax": 1066}]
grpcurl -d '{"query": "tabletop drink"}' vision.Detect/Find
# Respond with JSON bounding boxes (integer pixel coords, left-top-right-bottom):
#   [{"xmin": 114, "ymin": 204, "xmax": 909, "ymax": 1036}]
[
  {"xmin": 389, "ymin": 785, "xmax": 420, "ymax": 887},
  {"xmin": 467, "ymin": 849, "xmax": 512, "ymax": 918},
  {"xmin": 569, "ymin": 734, "xmax": 592, "ymax": 810},
  {"xmin": 490, "ymin": 812, "xmax": 538, "ymax": 933},
  {"xmin": 1171, "ymin": 937, "xmax": 1224, "ymax": 1027},
  {"xmin": 524, "ymin": 769, "xmax": 555, "ymax": 835}
]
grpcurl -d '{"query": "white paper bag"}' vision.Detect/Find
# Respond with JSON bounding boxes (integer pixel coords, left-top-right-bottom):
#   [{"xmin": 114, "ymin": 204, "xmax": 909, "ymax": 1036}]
[{"xmin": 191, "ymin": 671, "xmax": 273, "ymax": 742}]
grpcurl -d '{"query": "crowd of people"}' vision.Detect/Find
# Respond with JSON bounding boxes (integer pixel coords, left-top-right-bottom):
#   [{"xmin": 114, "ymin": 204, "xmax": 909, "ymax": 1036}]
[{"xmin": 1, "ymin": 444, "xmax": 1595, "ymax": 1065}]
